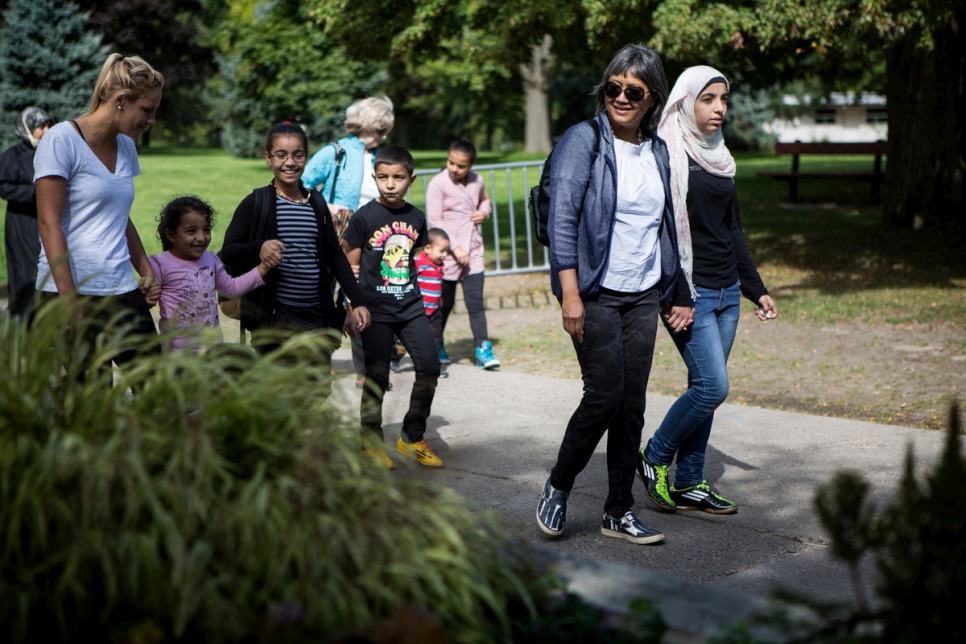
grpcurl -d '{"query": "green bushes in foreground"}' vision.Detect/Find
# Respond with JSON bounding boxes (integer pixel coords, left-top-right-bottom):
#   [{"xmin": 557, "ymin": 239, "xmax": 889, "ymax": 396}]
[{"xmin": 0, "ymin": 303, "xmax": 538, "ymax": 642}]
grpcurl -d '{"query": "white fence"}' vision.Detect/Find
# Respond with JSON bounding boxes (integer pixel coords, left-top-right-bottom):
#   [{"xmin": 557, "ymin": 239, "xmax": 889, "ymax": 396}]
[{"xmin": 409, "ymin": 160, "xmax": 549, "ymax": 276}]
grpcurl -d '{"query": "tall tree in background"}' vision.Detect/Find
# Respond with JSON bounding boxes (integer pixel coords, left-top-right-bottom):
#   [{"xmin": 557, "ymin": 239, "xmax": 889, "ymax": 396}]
[
  {"xmin": 0, "ymin": 0, "xmax": 106, "ymax": 149},
  {"xmin": 213, "ymin": 0, "xmax": 386, "ymax": 157},
  {"xmin": 76, "ymin": 0, "xmax": 216, "ymax": 144},
  {"xmin": 651, "ymin": 0, "xmax": 965, "ymax": 230}
]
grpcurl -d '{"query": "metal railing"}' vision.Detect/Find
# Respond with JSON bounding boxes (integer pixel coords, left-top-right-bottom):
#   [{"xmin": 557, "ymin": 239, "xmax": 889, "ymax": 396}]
[{"xmin": 408, "ymin": 160, "xmax": 548, "ymax": 277}]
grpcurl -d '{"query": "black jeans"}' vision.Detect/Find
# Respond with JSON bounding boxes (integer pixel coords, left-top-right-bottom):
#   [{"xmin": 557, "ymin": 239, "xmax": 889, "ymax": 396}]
[
  {"xmin": 550, "ymin": 287, "xmax": 659, "ymax": 517},
  {"xmin": 37, "ymin": 289, "xmax": 161, "ymax": 383},
  {"xmin": 440, "ymin": 272, "xmax": 488, "ymax": 347},
  {"xmin": 361, "ymin": 314, "xmax": 440, "ymax": 443},
  {"xmin": 250, "ymin": 302, "xmax": 339, "ymax": 401}
]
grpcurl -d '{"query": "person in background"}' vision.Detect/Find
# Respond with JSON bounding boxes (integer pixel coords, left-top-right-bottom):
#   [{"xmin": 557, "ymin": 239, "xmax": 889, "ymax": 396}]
[
  {"xmin": 426, "ymin": 139, "xmax": 499, "ymax": 369},
  {"xmin": 536, "ymin": 44, "xmax": 686, "ymax": 545},
  {"xmin": 34, "ymin": 54, "xmax": 164, "ymax": 378},
  {"xmin": 1, "ymin": 107, "xmax": 52, "ymax": 319},
  {"xmin": 303, "ymin": 96, "xmax": 395, "ymax": 387},
  {"xmin": 414, "ymin": 228, "xmax": 452, "ymax": 378},
  {"xmin": 637, "ymin": 66, "xmax": 778, "ymax": 515}
]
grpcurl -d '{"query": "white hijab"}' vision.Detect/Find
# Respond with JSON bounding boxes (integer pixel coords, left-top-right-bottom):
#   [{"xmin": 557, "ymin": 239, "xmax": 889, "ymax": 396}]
[{"xmin": 658, "ymin": 66, "xmax": 736, "ymax": 301}]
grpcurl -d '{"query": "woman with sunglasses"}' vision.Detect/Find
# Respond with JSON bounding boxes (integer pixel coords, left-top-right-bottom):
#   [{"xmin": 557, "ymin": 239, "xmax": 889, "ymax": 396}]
[
  {"xmin": 636, "ymin": 67, "xmax": 778, "ymax": 516},
  {"xmin": 303, "ymin": 96, "xmax": 394, "ymax": 386},
  {"xmin": 536, "ymin": 44, "xmax": 688, "ymax": 545}
]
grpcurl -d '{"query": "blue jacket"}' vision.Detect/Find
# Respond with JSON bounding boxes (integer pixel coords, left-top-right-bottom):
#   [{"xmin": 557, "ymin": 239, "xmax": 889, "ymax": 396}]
[
  {"xmin": 548, "ymin": 111, "xmax": 683, "ymax": 304},
  {"xmin": 302, "ymin": 135, "xmax": 375, "ymax": 210}
]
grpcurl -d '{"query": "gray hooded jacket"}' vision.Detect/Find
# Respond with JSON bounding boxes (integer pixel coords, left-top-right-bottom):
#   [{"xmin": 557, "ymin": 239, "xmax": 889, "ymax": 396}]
[{"xmin": 548, "ymin": 111, "xmax": 684, "ymax": 304}]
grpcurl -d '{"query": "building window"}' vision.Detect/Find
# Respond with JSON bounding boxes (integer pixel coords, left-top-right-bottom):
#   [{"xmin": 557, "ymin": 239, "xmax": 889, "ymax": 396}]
[
  {"xmin": 866, "ymin": 108, "xmax": 888, "ymax": 124},
  {"xmin": 814, "ymin": 109, "xmax": 837, "ymax": 124}
]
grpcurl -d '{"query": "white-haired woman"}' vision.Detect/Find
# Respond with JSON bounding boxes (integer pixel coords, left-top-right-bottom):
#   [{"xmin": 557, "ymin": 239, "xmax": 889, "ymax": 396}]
[
  {"xmin": 34, "ymin": 54, "xmax": 164, "ymax": 377},
  {"xmin": 303, "ymin": 96, "xmax": 394, "ymax": 385},
  {"xmin": 637, "ymin": 67, "xmax": 778, "ymax": 515}
]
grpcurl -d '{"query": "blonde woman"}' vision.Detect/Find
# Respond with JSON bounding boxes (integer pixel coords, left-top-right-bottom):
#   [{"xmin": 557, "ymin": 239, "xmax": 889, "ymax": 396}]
[{"xmin": 34, "ymin": 54, "xmax": 164, "ymax": 374}]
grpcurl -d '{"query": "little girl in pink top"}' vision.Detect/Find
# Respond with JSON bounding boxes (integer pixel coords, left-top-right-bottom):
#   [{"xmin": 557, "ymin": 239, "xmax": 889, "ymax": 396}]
[
  {"xmin": 148, "ymin": 196, "xmax": 281, "ymax": 351},
  {"xmin": 426, "ymin": 140, "xmax": 500, "ymax": 370}
]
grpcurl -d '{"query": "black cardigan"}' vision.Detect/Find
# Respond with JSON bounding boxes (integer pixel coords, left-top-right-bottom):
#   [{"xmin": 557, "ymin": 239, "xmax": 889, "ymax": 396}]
[{"xmin": 220, "ymin": 185, "xmax": 366, "ymax": 331}]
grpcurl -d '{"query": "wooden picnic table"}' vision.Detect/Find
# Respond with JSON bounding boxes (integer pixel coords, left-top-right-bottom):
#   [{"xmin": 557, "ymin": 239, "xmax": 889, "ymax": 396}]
[{"xmin": 757, "ymin": 141, "xmax": 887, "ymax": 203}]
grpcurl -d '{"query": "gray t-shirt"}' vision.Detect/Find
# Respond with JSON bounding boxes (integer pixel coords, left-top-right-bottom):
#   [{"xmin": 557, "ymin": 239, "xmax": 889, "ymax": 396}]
[{"xmin": 33, "ymin": 121, "xmax": 141, "ymax": 295}]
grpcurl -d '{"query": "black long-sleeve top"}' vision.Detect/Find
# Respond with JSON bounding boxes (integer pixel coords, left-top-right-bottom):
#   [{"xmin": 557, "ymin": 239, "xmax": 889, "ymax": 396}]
[
  {"xmin": 220, "ymin": 184, "xmax": 366, "ymax": 331},
  {"xmin": 675, "ymin": 154, "xmax": 767, "ymax": 306}
]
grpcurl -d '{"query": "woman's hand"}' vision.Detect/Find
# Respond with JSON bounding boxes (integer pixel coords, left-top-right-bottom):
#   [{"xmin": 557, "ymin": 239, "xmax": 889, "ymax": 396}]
[
  {"xmin": 755, "ymin": 295, "xmax": 779, "ymax": 321},
  {"xmin": 352, "ymin": 305, "xmax": 371, "ymax": 335},
  {"xmin": 561, "ymin": 293, "xmax": 585, "ymax": 343},
  {"xmin": 470, "ymin": 209, "xmax": 489, "ymax": 225},
  {"xmin": 663, "ymin": 305, "xmax": 693, "ymax": 333},
  {"xmin": 452, "ymin": 246, "xmax": 470, "ymax": 266},
  {"xmin": 260, "ymin": 240, "xmax": 285, "ymax": 266},
  {"xmin": 140, "ymin": 277, "xmax": 161, "ymax": 307}
]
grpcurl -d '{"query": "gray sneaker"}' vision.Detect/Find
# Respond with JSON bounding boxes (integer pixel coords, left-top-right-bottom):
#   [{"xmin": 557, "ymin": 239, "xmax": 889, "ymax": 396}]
[
  {"xmin": 601, "ymin": 511, "xmax": 665, "ymax": 545},
  {"xmin": 536, "ymin": 478, "xmax": 569, "ymax": 536}
]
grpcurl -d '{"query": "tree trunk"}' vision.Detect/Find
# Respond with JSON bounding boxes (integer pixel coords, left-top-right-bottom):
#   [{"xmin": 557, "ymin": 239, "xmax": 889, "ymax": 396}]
[
  {"xmin": 883, "ymin": 14, "xmax": 964, "ymax": 229},
  {"xmin": 520, "ymin": 34, "xmax": 553, "ymax": 155}
]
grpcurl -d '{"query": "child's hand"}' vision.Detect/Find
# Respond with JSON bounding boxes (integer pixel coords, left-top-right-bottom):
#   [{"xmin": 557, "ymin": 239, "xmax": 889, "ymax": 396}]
[
  {"xmin": 139, "ymin": 276, "xmax": 161, "ymax": 307},
  {"xmin": 471, "ymin": 209, "xmax": 489, "ymax": 225},
  {"xmin": 351, "ymin": 263, "xmax": 360, "ymax": 279},
  {"xmin": 352, "ymin": 305, "xmax": 371, "ymax": 335},
  {"xmin": 453, "ymin": 246, "xmax": 470, "ymax": 266},
  {"xmin": 343, "ymin": 305, "xmax": 357, "ymax": 337},
  {"xmin": 260, "ymin": 240, "xmax": 285, "ymax": 266}
]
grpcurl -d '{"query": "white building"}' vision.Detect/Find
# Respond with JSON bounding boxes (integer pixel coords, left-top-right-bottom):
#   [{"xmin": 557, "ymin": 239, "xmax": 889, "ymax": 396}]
[{"xmin": 765, "ymin": 93, "xmax": 887, "ymax": 143}]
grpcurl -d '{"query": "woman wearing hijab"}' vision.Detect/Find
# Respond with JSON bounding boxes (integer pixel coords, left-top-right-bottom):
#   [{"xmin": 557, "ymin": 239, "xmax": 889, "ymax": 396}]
[
  {"xmin": 637, "ymin": 66, "xmax": 779, "ymax": 515},
  {"xmin": 535, "ymin": 44, "xmax": 687, "ymax": 545},
  {"xmin": 0, "ymin": 107, "xmax": 53, "ymax": 318}
]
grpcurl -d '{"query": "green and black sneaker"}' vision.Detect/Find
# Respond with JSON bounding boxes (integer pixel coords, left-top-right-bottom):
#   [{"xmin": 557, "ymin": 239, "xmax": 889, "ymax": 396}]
[
  {"xmin": 636, "ymin": 451, "xmax": 676, "ymax": 512},
  {"xmin": 670, "ymin": 481, "xmax": 738, "ymax": 515}
]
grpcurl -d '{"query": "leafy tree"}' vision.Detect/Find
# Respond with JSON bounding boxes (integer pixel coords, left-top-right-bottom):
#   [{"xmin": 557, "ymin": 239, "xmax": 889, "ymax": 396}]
[
  {"xmin": 0, "ymin": 0, "xmax": 107, "ymax": 149},
  {"xmin": 75, "ymin": 0, "xmax": 217, "ymax": 144},
  {"xmin": 651, "ymin": 0, "xmax": 965, "ymax": 230},
  {"xmin": 212, "ymin": 0, "xmax": 386, "ymax": 157}
]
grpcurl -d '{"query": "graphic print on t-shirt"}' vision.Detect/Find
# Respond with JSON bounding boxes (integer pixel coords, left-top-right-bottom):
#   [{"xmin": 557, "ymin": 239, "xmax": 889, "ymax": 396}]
[{"xmin": 368, "ymin": 221, "xmax": 421, "ymax": 298}]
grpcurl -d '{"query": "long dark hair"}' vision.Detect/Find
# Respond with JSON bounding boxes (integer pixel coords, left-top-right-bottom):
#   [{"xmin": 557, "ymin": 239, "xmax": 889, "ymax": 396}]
[{"xmin": 593, "ymin": 44, "xmax": 669, "ymax": 132}]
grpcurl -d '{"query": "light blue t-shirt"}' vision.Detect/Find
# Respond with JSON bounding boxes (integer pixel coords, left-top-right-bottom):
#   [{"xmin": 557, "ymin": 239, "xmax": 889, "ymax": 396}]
[
  {"xmin": 34, "ymin": 121, "xmax": 141, "ymax": 295},
  {"xmin": 600, "ymin": 139, "xmax": 664, "ymax": 293}
]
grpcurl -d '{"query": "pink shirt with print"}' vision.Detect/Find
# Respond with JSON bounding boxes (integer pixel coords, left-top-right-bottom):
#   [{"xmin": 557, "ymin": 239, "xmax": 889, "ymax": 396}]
[{"xmin": 426, "ymin": 169, "xmax": 491, "ymax": 281}]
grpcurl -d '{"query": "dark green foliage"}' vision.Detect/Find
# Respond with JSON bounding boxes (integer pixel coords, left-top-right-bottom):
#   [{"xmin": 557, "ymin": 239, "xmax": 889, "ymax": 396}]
[
  {"xmin": 0, "ymin": 303, "xmax": 540, "ymax": 642},
  {"xmin": 0, "ymin": 0, "xmax": 108, "ymax": 148},
  {"xmin": 212, "ymin": 0, "xmax": 386, "ymax": 157}
]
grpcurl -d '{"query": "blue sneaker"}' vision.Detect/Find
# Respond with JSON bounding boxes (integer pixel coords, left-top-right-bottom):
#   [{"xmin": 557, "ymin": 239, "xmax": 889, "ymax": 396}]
[
  {"xmin": 438, "ymin": 342, "xmax": 451, "ymax": 365},
  {"xmin": 476, "ymin": 341, "xmax": 500, "ymax": 370}
]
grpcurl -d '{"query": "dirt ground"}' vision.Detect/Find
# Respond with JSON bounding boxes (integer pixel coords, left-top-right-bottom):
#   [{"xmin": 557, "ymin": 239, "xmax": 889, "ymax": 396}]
[{"xmin": 438, "ymin": 273, "xmax": 965, "ymax": 430}]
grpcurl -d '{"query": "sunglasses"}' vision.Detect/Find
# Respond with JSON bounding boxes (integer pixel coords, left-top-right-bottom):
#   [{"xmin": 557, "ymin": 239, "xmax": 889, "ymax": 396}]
[{"xmin": 604, "ymin": 82, "xmax": 650, "ymax": 103}]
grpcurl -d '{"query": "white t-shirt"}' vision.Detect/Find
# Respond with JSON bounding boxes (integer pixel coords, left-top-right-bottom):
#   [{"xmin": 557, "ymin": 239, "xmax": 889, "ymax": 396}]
[
  {"xmin": 33, "ymin": 121, "xmax": 141, "ymax": 296},
  {"xmin": 601, "ymin": 139, "xmax": 664, "ymax": 293},
  {"xmin": 357, "ymin": 150, "xmax": 380, "ymax": 209}
]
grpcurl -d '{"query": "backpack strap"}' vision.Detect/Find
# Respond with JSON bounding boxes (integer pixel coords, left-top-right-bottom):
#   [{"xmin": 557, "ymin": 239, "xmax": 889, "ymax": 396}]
[{"xmin": 329, "ymin": 142, "xmax": 345, "ymax": 203}]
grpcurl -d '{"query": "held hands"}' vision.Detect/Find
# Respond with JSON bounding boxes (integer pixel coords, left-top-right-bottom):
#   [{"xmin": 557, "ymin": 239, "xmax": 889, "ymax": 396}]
[
  {"xmin": 561, "ymin": 293, "xmax": 585, "ymax": 343},
  {"xmin": 755, "ymin": 295, "xmax": 779, "ymax": 321},
  {"xmin": 470, "ymin": 209, "xmax": 489, "ymax": 225},
  {"xmin": 342, "ymin": 304, "xmax": 371, "ymax": 337},
  {"xmin": 453, "ymin": 246, "xmax": 470, "ymax": 267},
  {"xmin": 260, "ymin": 240, "xmax": 285, "ymax": 267},
  {"xmin": 663, "ymin": 305, "xmax": 693, "ymax": 333},
  {"xmin": 139, "ymin": 276, "xmax": 161, "ymax": 307}
]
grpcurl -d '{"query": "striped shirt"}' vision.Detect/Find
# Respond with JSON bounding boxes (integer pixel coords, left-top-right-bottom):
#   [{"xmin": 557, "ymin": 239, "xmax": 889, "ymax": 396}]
[
  {"xmin": 275, "ymin": 196, "xmax": 320, "ymax": 306},
  {"xmin": 414, "ymin": 250, "xmax": 443, "ymax": 314}
]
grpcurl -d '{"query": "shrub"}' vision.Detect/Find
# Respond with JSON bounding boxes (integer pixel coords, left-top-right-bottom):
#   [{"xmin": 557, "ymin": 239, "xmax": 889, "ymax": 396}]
[{"xmin": 0, "ymin": 303, "xmax": 536, "ymax": 642}]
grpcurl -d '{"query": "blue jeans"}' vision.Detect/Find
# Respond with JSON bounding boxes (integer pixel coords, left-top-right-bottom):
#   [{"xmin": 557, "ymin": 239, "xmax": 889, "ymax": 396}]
[{"xmin": 644, "ymin": 282, "xmax": 741, "ymax": 488}]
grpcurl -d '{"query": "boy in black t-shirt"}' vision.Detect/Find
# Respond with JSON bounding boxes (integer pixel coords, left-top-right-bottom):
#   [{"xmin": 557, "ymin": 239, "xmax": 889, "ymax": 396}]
[{"xmin": 344, "ymin": 146, "xmax": 443, "ymax": 468}]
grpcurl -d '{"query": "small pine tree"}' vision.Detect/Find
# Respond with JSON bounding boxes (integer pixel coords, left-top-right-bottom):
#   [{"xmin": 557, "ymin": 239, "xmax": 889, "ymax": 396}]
[{"xmin": 0, "ymin": 0, "xmax": 108, "ymax": 149}]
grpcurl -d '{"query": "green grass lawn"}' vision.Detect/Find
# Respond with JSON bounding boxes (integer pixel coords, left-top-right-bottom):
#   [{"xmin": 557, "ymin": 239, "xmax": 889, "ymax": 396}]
[{"xmin": 3, "ymin": 146, "xmax": 964, "ymax": 326}]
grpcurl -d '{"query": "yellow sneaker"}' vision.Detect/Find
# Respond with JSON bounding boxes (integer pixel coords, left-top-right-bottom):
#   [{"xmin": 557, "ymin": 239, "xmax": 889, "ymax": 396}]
[
  {"xmin": 362, "ymin": 447, "xmax": 395, "ymax": 470},
  {"xmin": 395, "ymin": 438, "xmax": 444, "ymax": 468}
]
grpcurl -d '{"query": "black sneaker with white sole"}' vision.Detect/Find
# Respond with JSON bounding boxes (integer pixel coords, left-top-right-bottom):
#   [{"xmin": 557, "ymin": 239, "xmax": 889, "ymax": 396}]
[
  {"xmin": 670, "ymin": 481, "xmax": 738, "ymax": 515},
  {"xmin": 636, "ymin": 451, "xmax": 676, "ymax": 512},
  {"xmin": 536, "ymin": 478, "xmax": 569, "ymax": 536},
  {"xmin": 601, "ymin": 511, "xmax": 665, "ymax": 545}
]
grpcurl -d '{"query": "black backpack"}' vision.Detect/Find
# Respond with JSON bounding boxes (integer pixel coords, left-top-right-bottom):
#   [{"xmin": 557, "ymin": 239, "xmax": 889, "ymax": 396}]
[{"xmin": 529, "ymin": 119, "xmax": 600, "ymax": 247}]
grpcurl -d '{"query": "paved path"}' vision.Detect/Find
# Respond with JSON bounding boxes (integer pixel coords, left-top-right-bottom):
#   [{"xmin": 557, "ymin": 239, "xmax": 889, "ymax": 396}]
[{"xmin": 330, "ymin": 347, "xmax": 947, "ymax": 606}]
